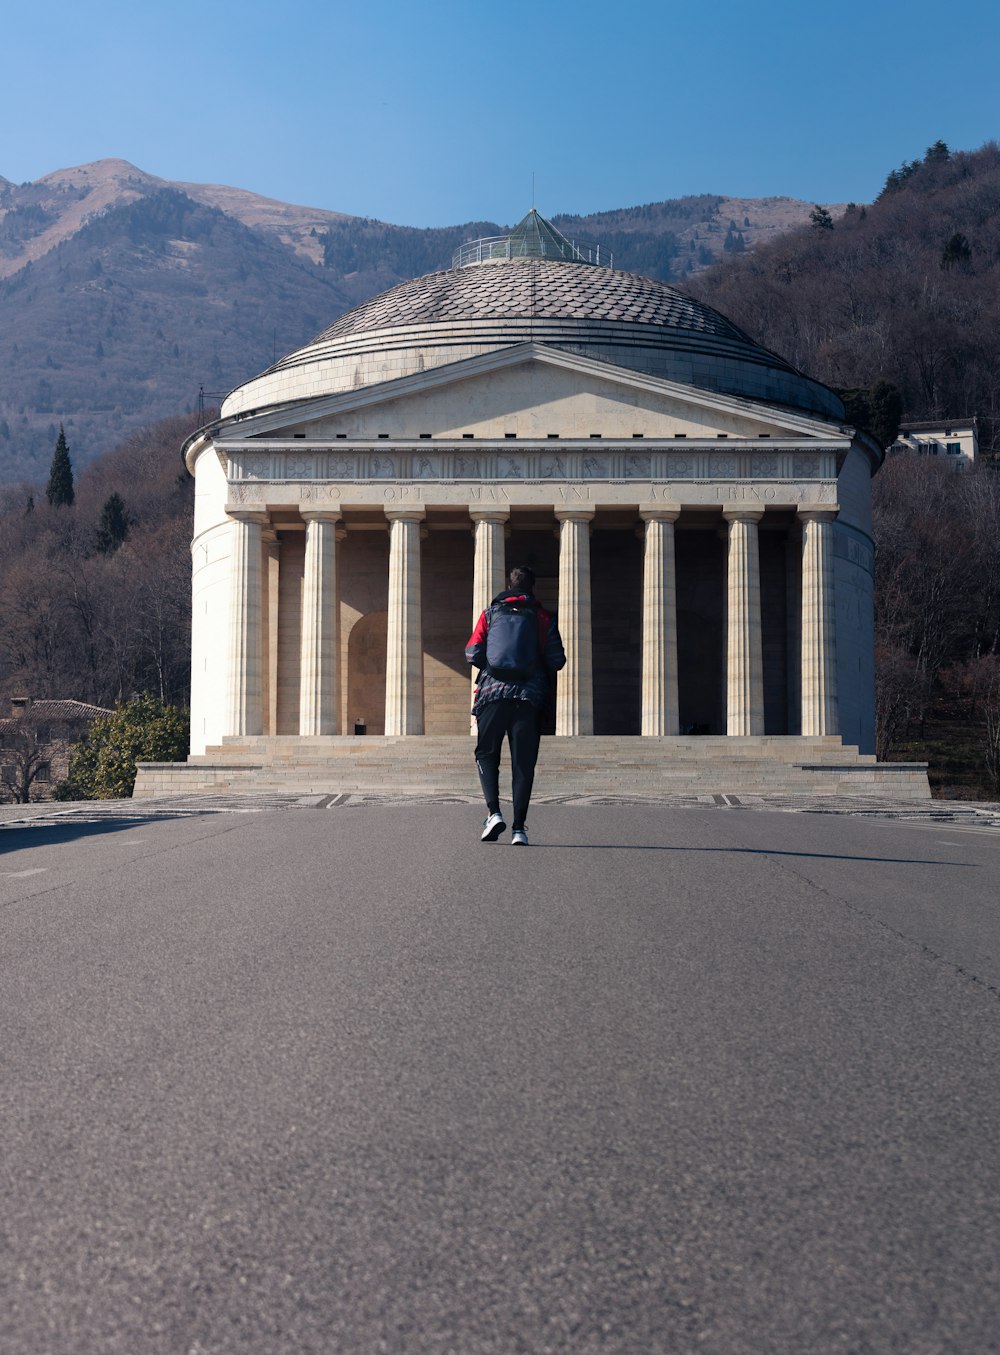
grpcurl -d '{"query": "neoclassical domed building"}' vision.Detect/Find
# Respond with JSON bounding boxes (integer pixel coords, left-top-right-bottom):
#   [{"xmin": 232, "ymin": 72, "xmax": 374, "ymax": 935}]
[{"xmin": 144, "ymin": 211, "xmax": 928, "ymax": 798}]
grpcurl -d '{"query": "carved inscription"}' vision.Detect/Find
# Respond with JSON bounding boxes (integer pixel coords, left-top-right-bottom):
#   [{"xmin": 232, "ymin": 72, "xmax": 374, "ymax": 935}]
[{"xmin": 468, "ymin": 486, "xmax": 511, "ymax": 502}]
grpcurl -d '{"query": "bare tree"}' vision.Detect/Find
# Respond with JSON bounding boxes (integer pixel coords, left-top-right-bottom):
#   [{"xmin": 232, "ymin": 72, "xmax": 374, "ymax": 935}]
[{"xmin": 0, "ymin": 716, "xmax": 53, "ymax": 804}]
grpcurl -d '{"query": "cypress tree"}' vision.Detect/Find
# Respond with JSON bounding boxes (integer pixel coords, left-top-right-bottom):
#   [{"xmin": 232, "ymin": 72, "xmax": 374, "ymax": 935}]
[
  {"xmin": 46, "ymin": 425, "xmax": 74, "ymax": 507},
  {"xmin": 96, "ymin": 492, "xmax": 130, "ymax": 555}
]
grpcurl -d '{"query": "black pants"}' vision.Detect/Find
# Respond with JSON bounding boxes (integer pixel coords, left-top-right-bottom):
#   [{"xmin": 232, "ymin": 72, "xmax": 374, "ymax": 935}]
[{"xmin": 474, "ymin": 699, "xmax": 541, "ymax": 829}]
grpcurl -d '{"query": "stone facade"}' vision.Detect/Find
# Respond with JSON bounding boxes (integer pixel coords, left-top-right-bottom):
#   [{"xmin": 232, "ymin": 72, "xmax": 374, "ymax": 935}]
[
  {"xmin": 168, "ymin": 229, "xmax": 911, "ymax": 795},
  {"xmin": 185, "ymin": 344, "xmax": 878, "ymax": 757}
]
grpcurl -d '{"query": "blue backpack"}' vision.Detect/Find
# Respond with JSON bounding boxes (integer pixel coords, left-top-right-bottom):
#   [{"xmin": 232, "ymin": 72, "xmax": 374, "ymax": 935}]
[{"xmin": 485, "ymin": 599, "xmax": 541, "ymax": 681}]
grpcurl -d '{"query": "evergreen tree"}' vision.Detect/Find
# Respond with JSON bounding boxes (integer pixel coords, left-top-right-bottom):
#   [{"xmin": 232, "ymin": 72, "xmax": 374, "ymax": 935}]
[
  {"xmin": 95, "ymin": 492, "xmax": 130, "ymax": 555},
  {"xmin": 836, "ymin": 381, "xmax": 902, "ymax": 449},
  {"xmin": 941, "ymin": 232, "xmax": 972, "ymax": 269},
  {"xmin": 879, "ymin": 158, "xmax": 922, "ymax": 197},
  {"xmin": 45, "ymin": 425, "xmax": 74, "ymax": 507},
  {"xmin": 809, "ymin": 204, "xmax": 834, "ymax": 231}
]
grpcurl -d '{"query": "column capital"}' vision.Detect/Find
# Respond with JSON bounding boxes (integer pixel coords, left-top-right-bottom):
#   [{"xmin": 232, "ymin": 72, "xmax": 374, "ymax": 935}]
[
  {"xmin": 722, "ymin": 508, "xmax": 764, "ymax": 524},
  {"xmin": 301, "ymin": 509, "xmax": 342, "ymax": 525},
  {"xmin": 384, "ymin": 505, "xmax": 426, "ymax": 522},
  {"xmin": 797, "ymin": 505, "xmax": 840, "ymax": 523},
  {"xmin": 468, "ymin": 507, "xmax": 510, "ymax": 524},
  {"xmin": 639, "ymin": 504, "xmax": 681, "ymax": 522},
  {"xmin": 227, "ymin": 509, "xmax": 269, "ymax": 527},
  {"xmin": 554, "ymin": 507, "xmax": 596, "ymax": 522}
]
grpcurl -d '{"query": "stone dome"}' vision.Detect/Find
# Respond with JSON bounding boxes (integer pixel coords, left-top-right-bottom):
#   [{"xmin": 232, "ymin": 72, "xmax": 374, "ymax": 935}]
[{"xmin": 223, "ymin": 240, "xmax": 844, "ymax": 422}]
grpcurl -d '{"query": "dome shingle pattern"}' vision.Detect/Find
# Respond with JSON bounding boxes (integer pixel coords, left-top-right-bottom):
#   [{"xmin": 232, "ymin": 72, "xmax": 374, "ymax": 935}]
[
  {"xmin": 309, "ymin": 260, "xmax": 751, "ymax": 348},
  {"xmin": 223, "ymin": 252, "xmax": 844, "ymax": 422}
]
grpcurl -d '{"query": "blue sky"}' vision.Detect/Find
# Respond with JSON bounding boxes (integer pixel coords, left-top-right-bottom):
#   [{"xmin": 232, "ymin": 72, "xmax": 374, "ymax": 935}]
[{"xmin": 3, "ymin": 0, "xmax": 998, "ymax": 226}]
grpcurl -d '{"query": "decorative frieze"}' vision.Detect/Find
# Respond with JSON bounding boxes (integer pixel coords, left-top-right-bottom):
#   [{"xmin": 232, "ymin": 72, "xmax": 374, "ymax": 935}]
[{"xmin": 224, "ymin": 444, "xmax": 839, "ymax": 488}]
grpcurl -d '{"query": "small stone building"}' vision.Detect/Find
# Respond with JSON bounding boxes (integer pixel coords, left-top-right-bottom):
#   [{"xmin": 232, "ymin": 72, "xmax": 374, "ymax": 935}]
[
  {"xmin": 0, "ymin": 697, "xmax": 112, "ymax": 801},
  {"xmin": 150, "ymin": 210, "xmax": 927, "ymax": 798}
]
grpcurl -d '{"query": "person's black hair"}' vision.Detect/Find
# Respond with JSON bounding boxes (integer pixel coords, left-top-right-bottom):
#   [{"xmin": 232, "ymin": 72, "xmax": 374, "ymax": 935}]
[{"xmin": 508, "ymin": 565, "xmax": 535, "ymax": 592}]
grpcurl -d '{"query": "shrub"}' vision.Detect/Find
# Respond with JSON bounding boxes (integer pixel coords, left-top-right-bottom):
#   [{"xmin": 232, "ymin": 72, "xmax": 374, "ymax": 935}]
[{"xmin": 53, "ymin": 695, "xmax": 188, "ymax": 799}]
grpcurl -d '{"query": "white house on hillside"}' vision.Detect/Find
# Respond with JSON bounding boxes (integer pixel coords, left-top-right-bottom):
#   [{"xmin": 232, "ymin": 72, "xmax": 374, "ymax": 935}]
[{"xmin": 888, "ymin": 419, "xmax": 978, "ymax": 471}]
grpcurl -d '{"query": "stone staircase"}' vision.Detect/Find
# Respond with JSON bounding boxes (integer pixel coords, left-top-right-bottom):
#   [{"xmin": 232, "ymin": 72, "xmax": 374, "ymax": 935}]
[{"xmin": 133, "ymin": 735, "xmax": 930, "ymax": 800}]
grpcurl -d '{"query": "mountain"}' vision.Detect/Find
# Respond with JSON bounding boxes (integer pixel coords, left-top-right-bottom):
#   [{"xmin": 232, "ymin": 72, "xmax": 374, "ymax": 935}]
[
  {"xmin": 686, "ymin": 140, "xmax": 1000, "ymax": 455},
  {"xmin": 0, "ymin": 159, "xmax": 842, "ymax": 482}
]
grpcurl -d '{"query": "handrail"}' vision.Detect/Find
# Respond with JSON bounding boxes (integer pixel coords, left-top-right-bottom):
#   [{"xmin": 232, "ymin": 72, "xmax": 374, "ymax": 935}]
[{"xmin": 453, "ymin": 234, "xmax": 612, "ymax": 269}]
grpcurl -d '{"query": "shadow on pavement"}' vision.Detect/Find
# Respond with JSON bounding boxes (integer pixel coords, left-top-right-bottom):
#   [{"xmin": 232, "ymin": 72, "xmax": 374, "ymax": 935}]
[
  {"xmin": 0, "ymin": 814, "xmax": 200, "ymax": 855},
  {"xmin": 530, "ymin": 845, "xmax": 973, "ymax": 866}
]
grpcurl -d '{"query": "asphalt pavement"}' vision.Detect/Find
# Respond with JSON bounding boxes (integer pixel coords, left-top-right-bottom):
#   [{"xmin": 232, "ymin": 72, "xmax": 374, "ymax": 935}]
[{"xmin": 2, "ymin": 798, "xmax": 999, "ymax": 1354}]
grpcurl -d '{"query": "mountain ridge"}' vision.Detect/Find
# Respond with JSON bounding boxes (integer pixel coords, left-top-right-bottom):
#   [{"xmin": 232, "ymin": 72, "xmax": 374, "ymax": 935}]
[{"xmin": 0, "ymin": 158, "xmax": 844, "ymax": 482}]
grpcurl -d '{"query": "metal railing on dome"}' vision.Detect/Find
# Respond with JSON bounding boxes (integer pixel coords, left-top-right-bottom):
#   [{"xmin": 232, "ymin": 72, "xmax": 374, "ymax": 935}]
[{"xmin": 452, "ymin": 234, "xmax": 613, "ymax": 269}]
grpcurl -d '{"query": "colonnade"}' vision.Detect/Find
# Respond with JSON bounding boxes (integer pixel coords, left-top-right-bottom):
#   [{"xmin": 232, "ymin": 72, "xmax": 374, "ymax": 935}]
[{"xmin": 225, "ymin": 503, "xmax": 840, "ymax": 741}]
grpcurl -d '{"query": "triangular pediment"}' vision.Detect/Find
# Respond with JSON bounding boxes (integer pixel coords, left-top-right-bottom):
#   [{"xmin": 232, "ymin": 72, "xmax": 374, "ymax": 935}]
[{"xmin": 217, "ymin": 343, "xmax": 847, "ymax": 445}]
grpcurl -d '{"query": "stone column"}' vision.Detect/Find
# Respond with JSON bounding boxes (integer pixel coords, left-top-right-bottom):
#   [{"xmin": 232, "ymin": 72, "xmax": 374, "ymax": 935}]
[
  {"xmin": 469, "ymin": 509, "xmax": 509, "ymax": 733},
  {"xmin": 384, "ymin": 507, "xmax": 425, "ymax": 736},
  {"xmin": 640, "ymin": 506, "xmax": 681, "ymax": 736},
  {"xmin": 227, "ymin": 511, "xmax": 267, "ymax": 737},
  {"xmin": 784, "ymin": 525, "xmax": 802, "ymax": 736},
  {"xmin": 299, "ymin": 511, "xmax": 341, "ymax": 736},
  {"xmin": 724, "ymin": 509, "xmax": 765, "ymax": 736},
  {"xmin": 262, "ymin": 529, "xmax": 280, "ymax": 737},
  {"xmin": 555, "ymin": 509, "xmax": 595, "ymax": 736},
  {"xmin": 800, "ymin": 509, "xmax": 840, "ymax": 736}
]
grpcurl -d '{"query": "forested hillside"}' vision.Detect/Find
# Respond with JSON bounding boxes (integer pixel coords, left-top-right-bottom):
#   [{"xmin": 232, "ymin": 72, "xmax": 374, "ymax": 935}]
[
  {"xmin": 0, "ymin": 413, "xmax": 202, "ymax": 713},
  {"xmin": 872, "ymin": 457, "xmax": 1000, "ymax": 795},
  {"xmin": 688, "ymin": 141, "xmax": 1000, "ymax": 455}
]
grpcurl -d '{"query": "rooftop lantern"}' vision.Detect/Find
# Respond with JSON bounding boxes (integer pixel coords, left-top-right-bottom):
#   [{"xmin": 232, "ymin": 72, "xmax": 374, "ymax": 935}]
[{"xmin": 453, "ymin": 207, "xmax": 612, "ymax": 270}]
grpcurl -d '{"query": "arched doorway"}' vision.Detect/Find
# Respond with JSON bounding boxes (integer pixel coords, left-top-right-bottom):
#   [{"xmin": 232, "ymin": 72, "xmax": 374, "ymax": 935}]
[{"xmin": 347, "ymin": 610, "xmax": 388, "ymax": 735}]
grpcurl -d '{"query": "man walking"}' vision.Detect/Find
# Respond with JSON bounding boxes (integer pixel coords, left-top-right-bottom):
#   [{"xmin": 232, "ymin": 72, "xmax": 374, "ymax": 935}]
[{"xmin": 466, "ymin": 565, "xmax": 566, "ymax": 845}]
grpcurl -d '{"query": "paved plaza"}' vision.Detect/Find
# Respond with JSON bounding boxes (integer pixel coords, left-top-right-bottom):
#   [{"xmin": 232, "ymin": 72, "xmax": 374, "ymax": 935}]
[{"xmin": 2, "ymin": 795, "xmax": 1000, "ymax": 1353}]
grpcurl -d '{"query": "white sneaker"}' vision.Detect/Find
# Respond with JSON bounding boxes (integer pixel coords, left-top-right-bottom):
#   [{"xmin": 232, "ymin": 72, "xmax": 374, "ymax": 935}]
[
  {"xmin": 511, "ymin": 828, "xmax": 529, "ymax": 846},
  {"xmin": 481, "ymin": 812, "xmax": 506, "ymax": 842}
]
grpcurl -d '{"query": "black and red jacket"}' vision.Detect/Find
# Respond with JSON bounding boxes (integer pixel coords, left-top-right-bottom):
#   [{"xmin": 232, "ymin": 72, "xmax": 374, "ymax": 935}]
[{"xmin": 465, "ymin": 591, "xmax": 566, "ymax": 713}]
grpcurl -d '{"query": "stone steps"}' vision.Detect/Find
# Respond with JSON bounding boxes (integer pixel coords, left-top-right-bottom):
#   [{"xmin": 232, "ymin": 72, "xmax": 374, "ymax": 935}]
[{"xmin": 134, "ymin": 735, "xmax": 929, "ymax": 801}]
